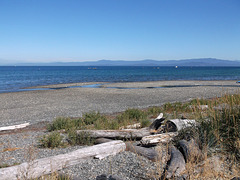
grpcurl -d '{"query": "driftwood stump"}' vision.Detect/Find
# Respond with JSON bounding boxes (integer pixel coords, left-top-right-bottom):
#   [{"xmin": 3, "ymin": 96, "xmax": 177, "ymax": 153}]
[
  {"xmin": 178, "ymin": 139, "xmax": 202, "ymax": 163},
  {"xmin": 166, "ymin": 146, "xmax": 186, "ymax": 179}
]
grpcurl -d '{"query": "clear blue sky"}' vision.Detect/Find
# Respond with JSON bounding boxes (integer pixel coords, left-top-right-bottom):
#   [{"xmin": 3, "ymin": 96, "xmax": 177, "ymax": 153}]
[{"xmin": 0, "ymin": 0, "xmax": 239, "ymax": 64}]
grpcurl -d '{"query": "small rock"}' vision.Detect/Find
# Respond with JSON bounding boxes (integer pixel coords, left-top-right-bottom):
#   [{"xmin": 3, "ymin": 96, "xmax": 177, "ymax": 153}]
[
  {"xmin": 96, "ymin": 174, "xmax": 108, "ymax": 180},
  {"xmin": 109, "ymin": 174, "xmax": 124, "ymax": 180},
  {"xmin": 231, "ymin": 177, "xmax": 240, "ymax": 180}
]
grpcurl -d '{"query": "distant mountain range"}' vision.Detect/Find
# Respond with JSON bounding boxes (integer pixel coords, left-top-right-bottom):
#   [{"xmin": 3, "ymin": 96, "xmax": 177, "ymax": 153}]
[{"xmin": 4, "ymin": 58, "xmax": 240, "ymax": 66}]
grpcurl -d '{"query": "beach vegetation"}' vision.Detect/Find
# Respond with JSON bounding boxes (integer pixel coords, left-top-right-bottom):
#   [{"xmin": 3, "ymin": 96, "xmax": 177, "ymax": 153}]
[
  {"xmin": 34, "ymin": 172, "xmax": 72, "ymax": 180},
  {"xmin": 116, "ymin": 108, "xmax": 149, "ymax": 128},
  {"xmin": 38, "ymin": 131, "xmax": 65, "ymax": 148},
  {"xmin": 173, "ymin": 94, "xmax": 240, "ymax": 162},
  {"xmin": 47, "ymin": 109, "xmax": 150, "ymax": 132},
  {"xmin": 147, "ymin": 106, "xmax": 162, "ymax": 118},
  {"xmin": 47, "ymin": 117, "xmax": 83, "ymax": 132},
  {"xmin": 41, "ymin": 108, "xmax": 151, "ymax": 147},
  {"xmin": 40, "ymin": 94, "xmax": 240, "ymax": 164}
]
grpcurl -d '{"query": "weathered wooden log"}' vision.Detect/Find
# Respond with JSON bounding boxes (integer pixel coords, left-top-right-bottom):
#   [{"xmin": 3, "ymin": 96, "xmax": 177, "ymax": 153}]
[
  {"xmin": 95, "ymin": 138, "xmax": 114, "ymax": 144},
  {"xmin": 0, "ymin": 123, "xmax": 30, "ymax": 131},
  {"xmin": 149, "ymin": 113, "xmax": 165, "ymax": 131},
  {"xmin": 76, "ymin": 128, "xmax": 151, "ymax": 140},
  {"xmin": 178, "ymin": 139, "xmax": 202, "ymax": 163},
  {"xmin": 0, "ymin": 141, "xmax": 126, "ymax": 180},
  {"xmin": 125, "ymin": 142, "xmax": 159, "ymax": 161},
  {"xmin": 119, "ymin": 123, "xmax": 141, "ymax": 130},
  {"xmin": 140, "ymin": 132, "xmax": 178, "ymax": 146},
  {"xmin": 165, "ymin": 119, "xmax": 196, "ymax": 132},
  {"xmin": 166, "ymin": 146, "xmax": 186, "ymax": 179}
]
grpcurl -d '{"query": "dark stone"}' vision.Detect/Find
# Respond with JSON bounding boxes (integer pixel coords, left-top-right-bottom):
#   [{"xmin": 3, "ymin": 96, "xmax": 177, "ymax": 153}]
[
  {"xmin": 109, "ymin": 174, "xmax": 124, "ymax": 180},
  {"xmin": 96, "ymin": 174, "xmax": 108, "ymax": 180},
  {"xmin": 231, "ymin": 177, "xmax": 240, "ymax": 180}
]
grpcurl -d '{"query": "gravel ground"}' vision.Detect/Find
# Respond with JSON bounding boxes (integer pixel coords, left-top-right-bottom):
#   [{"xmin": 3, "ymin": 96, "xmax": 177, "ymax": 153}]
[
  {"xmin": 60, "ymin": 151, "xmax": 160, "ymax": 180},
  {"xmin": 0, "ymin": 80, "xmax": 239, "ymax": 126}
]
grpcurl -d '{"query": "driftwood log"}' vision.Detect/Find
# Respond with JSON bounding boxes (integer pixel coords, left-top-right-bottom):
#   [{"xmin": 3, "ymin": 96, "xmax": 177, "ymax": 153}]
[
  {"xmin": 140, "ymin": 132, "xmax": 178, "ymax": 146},
  {"xmin": 125, "ymin": 142, "xmax": 159, "ymax": 161},
  {"xmin": 76, "ymin": 128, "xmax": 151, "ymax": 140},
  {"xmin": 95, "ymin": 138, "xmax": 159, "ymax": 161},
  {"xmin": 178, "ymin": 139, "xmax": 202, "ymax": 163},
  {"xmin": 166, "ymin": 146, "xmax": 186, "ymax": 179},
  {"xmin": 0, "ymin": 123, "xmax": 30, "ymax": 131},
  {"xmin": 0, "ymin": 141, "xmax": 126, "ymax": 180},
  {"xmin": 165, "ymin": 119, "xmax": 196, "ymax": 132}
]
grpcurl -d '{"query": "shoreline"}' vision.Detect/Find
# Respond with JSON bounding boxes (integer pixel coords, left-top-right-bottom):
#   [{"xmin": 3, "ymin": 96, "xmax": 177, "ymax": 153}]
[
  {"xmin": 1, "ymin": 79, "xmax": 239, "ymax": 94},
  {"xmin": 0, "ymin": 80, "xmax": 239, "ymax": 126}
]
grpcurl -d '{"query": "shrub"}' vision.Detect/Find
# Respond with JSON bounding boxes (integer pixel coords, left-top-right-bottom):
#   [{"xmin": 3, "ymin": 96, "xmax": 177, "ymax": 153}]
[
  {"xmin": 82, "ymin": 111, "xmax": 103, "ymax": 125},
  {"xmin": 39, "ymin": 132, "xmax": 64, "ymax": 148},
  {"xmin": 47, "ymin": 117, "xmax": 83, "ymax": 131}
]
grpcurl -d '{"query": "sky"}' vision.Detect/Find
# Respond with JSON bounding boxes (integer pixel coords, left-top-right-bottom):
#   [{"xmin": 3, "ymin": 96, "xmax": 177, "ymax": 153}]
[{"xmin": 0, "ymin": 0, "xmax": 240, "ymax": 64}]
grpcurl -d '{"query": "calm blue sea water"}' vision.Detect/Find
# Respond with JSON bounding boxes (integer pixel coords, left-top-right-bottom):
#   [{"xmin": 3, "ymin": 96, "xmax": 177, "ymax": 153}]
[{"xmin": 0, "ymin": 66, "xmax": 240, "ymax": 93}]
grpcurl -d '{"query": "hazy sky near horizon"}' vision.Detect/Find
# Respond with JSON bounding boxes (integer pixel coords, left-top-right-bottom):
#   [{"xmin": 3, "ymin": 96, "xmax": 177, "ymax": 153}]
[{"xmin": 0, "ymin": 0, "xmax": 240, "ymax": 64}]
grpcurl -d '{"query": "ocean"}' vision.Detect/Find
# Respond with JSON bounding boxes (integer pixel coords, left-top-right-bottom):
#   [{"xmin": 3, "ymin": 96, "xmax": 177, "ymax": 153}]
[{"xmin": 0, "ymin": 66, "xmax": 240, "ymax": 93}]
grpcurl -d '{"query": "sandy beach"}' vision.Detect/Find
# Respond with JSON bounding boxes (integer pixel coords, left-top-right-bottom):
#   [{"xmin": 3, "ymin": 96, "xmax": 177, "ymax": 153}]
[{"xmin": 0, "ymin": 80, "xmax": 239, "ymax": 126}]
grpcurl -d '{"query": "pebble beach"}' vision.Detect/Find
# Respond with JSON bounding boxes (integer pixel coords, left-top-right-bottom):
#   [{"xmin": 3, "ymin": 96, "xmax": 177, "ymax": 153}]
[
  {"xmin": 0, "ymin": 80, "xmax": 239, "ymax": 179},
  {"xmin": 0, "ymin": 80, "xmax": 239, "ymax": 126}
]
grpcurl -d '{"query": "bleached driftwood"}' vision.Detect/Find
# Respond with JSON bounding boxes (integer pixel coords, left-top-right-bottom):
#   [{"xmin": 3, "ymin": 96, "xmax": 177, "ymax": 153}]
[
  {"xmin": 165, "ymin": 119, "xmax": 196, "ymax": 132},
  {"xmin": 140, "ymin": 132, "xmax": 178, "ymax": 146},
  {"xmin": 156, "ymin": 113, "xmax": 164, "ymax": 120},
  {"xmin": 119, "ymin": 123, "xmax": 141, "ymax": 130},
  {"xmin": 76, "ymin": 128, "xmax": 151, "ymax": 140},
  {"xmin": 125, "ymin": 142, "xmax": 159, "ymax": 161},
  {"xmin": 0, "ymin": 141, "xmax": 126, "ymax": 180},
  {"xmin": 166, "ymin": 146, "xmax": 186, "ymax": 179},
  {"xmin": 0, "ymin": 123, "xmax": 30, "ymax": 132},
  {"xmin": 178, "ymin": 139, "xmax": 202, "ymax": 163}
]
